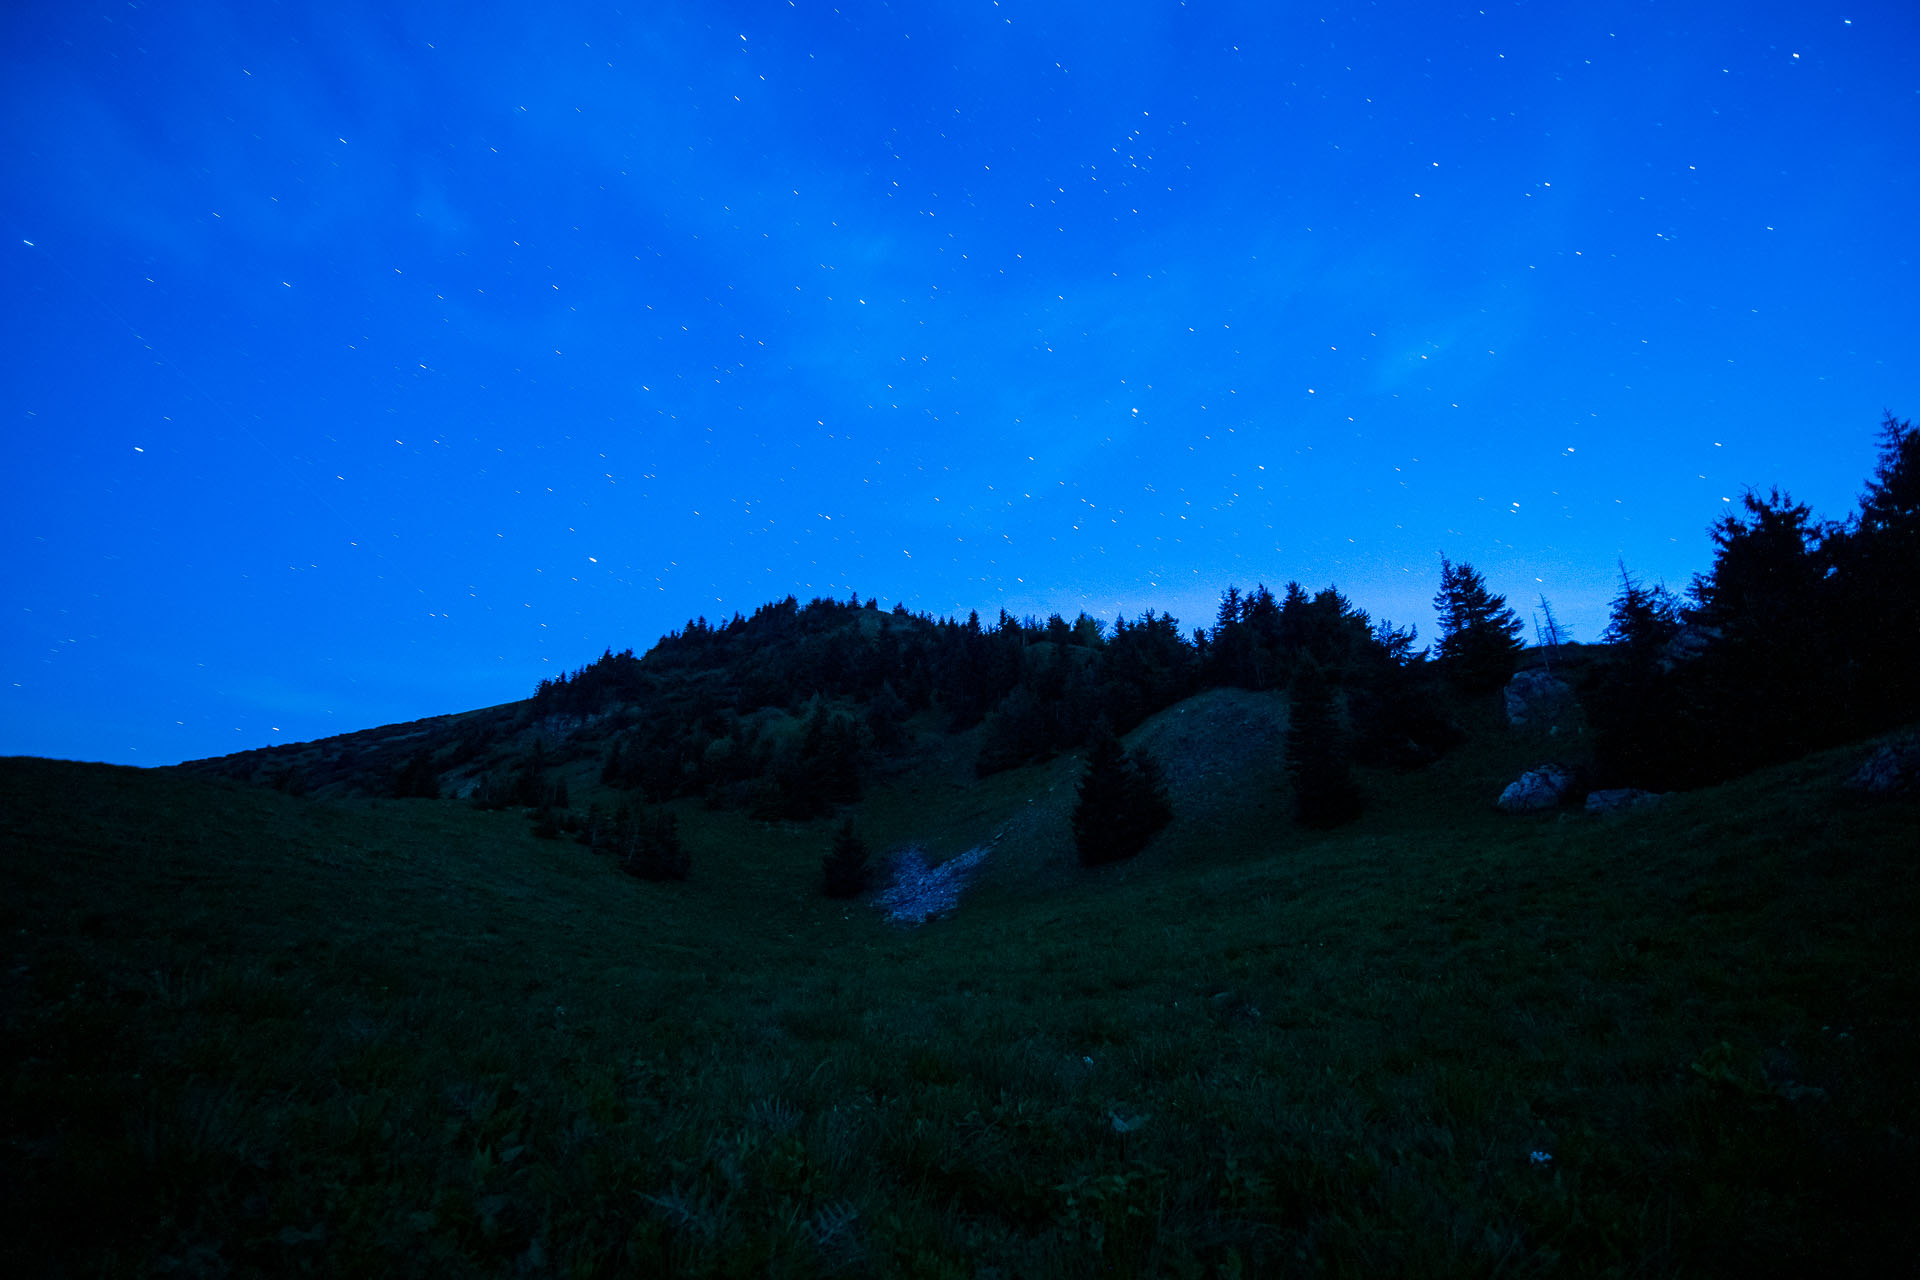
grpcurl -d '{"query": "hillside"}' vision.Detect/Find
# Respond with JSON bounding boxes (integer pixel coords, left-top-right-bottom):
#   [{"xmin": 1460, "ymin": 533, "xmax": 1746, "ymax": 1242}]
[
  {"xmin": 166, "ymin": 413, "xmax": 1920, "ymax": 840},
  {"xmin": 6, "ymin": 683, "xmax": 1918, "ymax": 1275},
  {"xmin": 168, "ymin": 586, "xmax": 1441, "ymax": 811}
]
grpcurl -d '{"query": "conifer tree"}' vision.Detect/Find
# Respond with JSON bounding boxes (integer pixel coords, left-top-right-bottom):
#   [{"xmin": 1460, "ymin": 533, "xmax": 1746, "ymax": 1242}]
[
  {"xmin": 802, "ymin": 703, "xmax": 864, "ymax": 804},
  {"xmin": 1371, "ymin": 618, "xmax": 1425, "ymax": 668},
  {"xmin": 1432, "ymin": 556, "xmax": 1525, "ymax": 692},
  {"xmin": 1533, "ymin": 595, "xmax": 1569, "ymax": 668},
  {"xmin": 623, "ymin": 809, "xmax": 689, "ymax": 882},
  {"xmin": 1284, "ymin": 657, "xmax": 1362, "ymax": 827},
  {"xmin": 1856, "ymin": 413, "xmax": 1920, "ymax": 548},
  {"xmin": 1842, "ymin": 414, "xmax": 1920, "ymax": 723},
  {"xmin": 976, "ymin": 685, "xmax": 1049, "ymax": 776},
  {"xmin": 1687, "ymin": 489, "xmax": 1830, "ymax": 643},
  {"xmin": 1070, "ymin": 727, "xmax": 1172, "ymax": 866},
  {"xmin": 1209, "ymin": 585, "xmax": 1256, "ymax": 687},
  {"xmin": 1683, "ymin": 488, "xmax": 1837, "ymax": 769},
  {"xmin": 392, "ymin": 749, "xmax": 440, "ymax": 799},
  {"xmin": 866, "ymin": 681, "xmax": 908, "ymax": 752},
  {"xmin": 1276, "ymin": 580, "xmax": 1314, "ymax": 653},
  {"xmin": 1591, "ymin": 562, "xmax": 1687, "ymax": 787},
  {"xmin": 821, "ymin": 817, "xmax": 872, "ymax": 899},
  {"xmin": 1601, "ymin": 560, "xmax": 1681, "ymax": 654}
]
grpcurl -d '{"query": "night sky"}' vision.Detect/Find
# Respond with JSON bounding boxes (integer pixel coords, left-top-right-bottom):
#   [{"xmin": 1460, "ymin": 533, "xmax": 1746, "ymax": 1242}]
[{"xmin": 5, "ymin": 2, "xmax": 1916, "ymax": 766}]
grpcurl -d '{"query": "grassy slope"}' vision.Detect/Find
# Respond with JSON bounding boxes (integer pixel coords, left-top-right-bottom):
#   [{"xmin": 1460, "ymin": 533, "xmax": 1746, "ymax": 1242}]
[{"xmin": 3, "ymin": 703, "xmax": 1916, "ymax": 1277}]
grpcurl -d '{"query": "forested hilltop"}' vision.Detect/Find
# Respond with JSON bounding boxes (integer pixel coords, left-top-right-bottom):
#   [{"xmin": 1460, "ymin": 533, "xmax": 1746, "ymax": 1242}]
[{"xmin": 182, "ymin": 414, "xmax": 1919, "ymax": 835}]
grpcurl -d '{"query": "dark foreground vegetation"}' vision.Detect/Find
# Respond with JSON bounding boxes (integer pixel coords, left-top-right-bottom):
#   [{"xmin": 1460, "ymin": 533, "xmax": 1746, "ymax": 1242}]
[
  {"xmin": 2, "ymin": 415, "xmax": 1916, "ymax": 1275},
  {"xmin": 5, "ymin": 726, "xmax": 1917, "ymax": 1276}
]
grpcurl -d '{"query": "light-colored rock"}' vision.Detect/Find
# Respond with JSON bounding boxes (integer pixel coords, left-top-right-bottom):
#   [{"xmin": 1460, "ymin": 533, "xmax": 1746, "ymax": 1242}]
[
  {"xmin": 1505, "ymin": 670, "xmax": 1575, "ymax": 728},
  {"xmin": 1844, "ymin": 740, "xmax": 1920, "ymax": 796},
  {"xmin": 874, "ymin": 845, "xmax": 989, "ymax": 925},
  {"xmin": 1661, "ymin": 622, "xmax": 1721, "ymax": 668},
  {"xmin": 1585, "ymin": 787, "xmax": 1663, "ymax": 815},
  {"xmin": 1498, "ymin": 763, "xmax": 1575, "ymax": 812}
]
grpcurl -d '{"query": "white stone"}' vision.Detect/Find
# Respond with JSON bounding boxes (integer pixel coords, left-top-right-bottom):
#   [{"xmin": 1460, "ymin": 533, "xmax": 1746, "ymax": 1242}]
[
  {"xmin": 1497, "ymin": 763, "xmax": 1575, "ymax": 812},
  {"xmin": 1505, "ymin": 670, "xmax": 1575, "ymax": 728}
]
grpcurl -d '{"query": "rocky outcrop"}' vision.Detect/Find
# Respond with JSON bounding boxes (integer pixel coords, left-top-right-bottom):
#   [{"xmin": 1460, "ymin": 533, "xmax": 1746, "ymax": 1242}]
[
  {"xmin": 1497, "ymin": 763, "xmax": 1576, "ymax": 812},
  {"xmin": 1662, "ymin": 623, "xmax": 1721, "ymax": 668},
  {"xmin": 1585, "ymin": 787, "xmax": 1663, "ymax": 815},
  {"xmin": 1844, "ymin": 739, "xmax": 1920, "ymax": 796},
  {"xmin": 1505, "ymin": 670, "xmax": 1575, "ymax": 729}
]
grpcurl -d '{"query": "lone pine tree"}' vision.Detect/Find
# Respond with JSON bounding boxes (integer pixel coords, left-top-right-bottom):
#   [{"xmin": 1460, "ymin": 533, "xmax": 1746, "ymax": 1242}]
[{"xmin": 1432, "ymin": 556, "xmax": 1525, "ymax": 693}]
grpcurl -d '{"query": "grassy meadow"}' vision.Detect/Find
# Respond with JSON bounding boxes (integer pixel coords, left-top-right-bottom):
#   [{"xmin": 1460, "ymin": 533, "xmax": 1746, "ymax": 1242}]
[{"xmin": 3, "ymin": 699, "xmax": 1917, "ymax": 1276}]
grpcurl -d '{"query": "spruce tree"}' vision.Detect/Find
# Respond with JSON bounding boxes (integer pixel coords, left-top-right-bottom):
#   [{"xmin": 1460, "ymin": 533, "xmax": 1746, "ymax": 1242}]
[
  {"xmin": 1687, "ymin": 489, "xmax": 1830, "ymax": 644},
  {"xmin": 1843, "ymin": 414, "xmax": 1920, "ymax": 724},
  {"xmin": 1683, "ymin": 488, "xmax": 1837, "ymax": 771},
  {"xmin": 866, "ymin": 681, "xmax": 908, "ymax": 752},
  {"xmin": 1070, "ymin": 727, "xmax": 1172, "ymax": 866},
  {"xmin": 392, "ymin": 749, "xmax": 440, "ymax": 799},
  {"xmin": 1533, "ymin": 595, "xmax": 1569, "ymax": 668},
  {"xmin": 1432, "ymin": 556, "xmax": 1525, "ymax": 692},
  {"xmin": 1601, "ymin": 560, "xmax": 1681, "ymax": 655},
  {"xmin": 821, "ymin": 817, "xmax": 872, "ymax": 899},
  {"xmin": 1591, "ymin": 564, "xmax": 1685, "ymax": 788},
  {"xmin": 623, "ymin": 809, "xmax": 690, "ymax": 881},
  {"xmin": 801, "ymin": 703, "xmax": 863, "ymax": 804},
  {"xmin": 1132, "ymin": 749, "xmax": 1173, "ymax": 831},
  {"xmin": 1209, "ymin": 586, "xmax": 1257, "ymax": 687},
  {"xmin": 1284, "ymin": 658, "xmax": 1362, "ymax": 827}
]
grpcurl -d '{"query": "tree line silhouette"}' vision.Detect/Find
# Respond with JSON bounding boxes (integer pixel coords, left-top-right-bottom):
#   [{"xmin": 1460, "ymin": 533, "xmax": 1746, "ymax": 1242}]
[
  {"xmin": 1590, "ymin": 415, "xmax": 1919, "ymax": 789},
  {"xmin": 529, "ymin": 572, "xmax": 1465, "ymax": 821},
  {"xmin": 500, "ymin": 414, "xmax": 1915, "ymax": 828}
]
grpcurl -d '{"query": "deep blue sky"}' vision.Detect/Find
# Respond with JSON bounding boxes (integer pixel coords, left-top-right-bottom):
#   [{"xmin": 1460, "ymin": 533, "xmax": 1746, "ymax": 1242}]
[{"xmin": 5, "ymin": 1, "xmax": 1916, "ymax": 765}]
